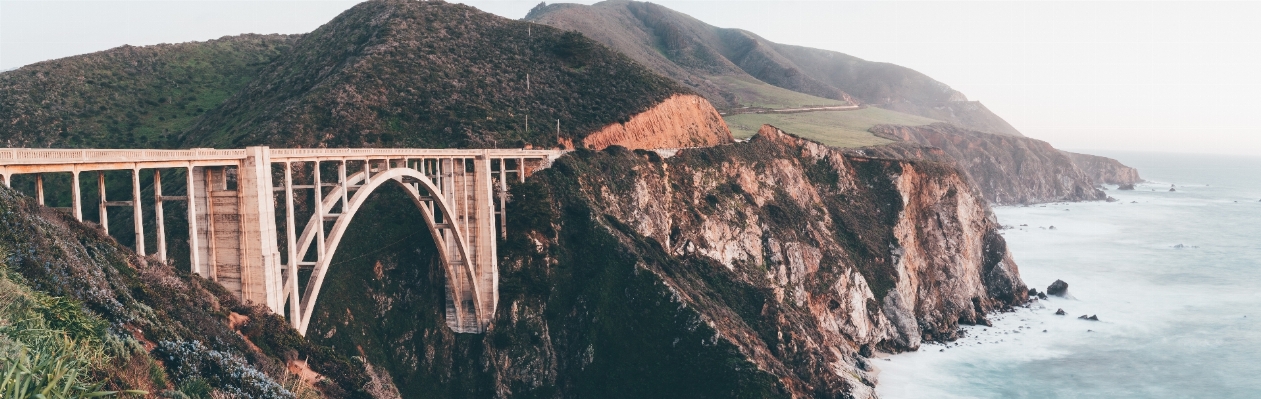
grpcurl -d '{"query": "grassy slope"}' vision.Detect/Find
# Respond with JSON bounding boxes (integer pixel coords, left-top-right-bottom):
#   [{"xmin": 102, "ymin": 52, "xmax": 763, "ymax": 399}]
[
  {"xmin": 724, "ymin": 107, "xmax": 939, "ymax": 147},
  {"xmin": 0, "ymin": 187, "xmax": 370, "ymax": 398},
  {"xmin": 0, "ymin": 34, "xmax": 296, "ymax": 148},
  {"xmin": 712, "ymin": 75, "xmax": 848, "ymax": 109}
]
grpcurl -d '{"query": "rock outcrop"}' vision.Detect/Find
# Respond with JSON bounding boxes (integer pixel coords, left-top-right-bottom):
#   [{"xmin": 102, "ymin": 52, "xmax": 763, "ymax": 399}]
[
  {"xmin": 870, "ymin": 123, "xmax": 1107, "ymax": 204},
  {"xmin": 307, "ymin": 123, "xmax": 1028, "ymax": 398},
  {"xmin": 1063, "ymin": 151, "xmax": 1143, "ymax": 185},
  {"xmin": 580, "ymin": 94, "xmax": 734, "ymax": 150}
]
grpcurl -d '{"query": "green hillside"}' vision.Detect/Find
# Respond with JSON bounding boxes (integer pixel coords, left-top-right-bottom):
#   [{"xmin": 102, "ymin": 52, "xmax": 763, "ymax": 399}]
[
  {"xmin": 181, "ymin": 0, "xmax": 687, "ymax": 149},
  {"xmin": 724, "ymin": 107, "xmax": 938, "ymax": 148},
  {"xmin": 0, "ymin": 34, "xmax": 296, "ymax": 148}
]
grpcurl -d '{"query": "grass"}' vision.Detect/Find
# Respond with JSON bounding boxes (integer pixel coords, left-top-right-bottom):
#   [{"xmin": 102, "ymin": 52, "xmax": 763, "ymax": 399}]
[
  {"xmin": 0, "ymin": 264, "xmax": 144, "ymax": 398},
  {"xmin": 723, "ymin": 107, "xmax": 940, "ymax": 148},
  {"xmin": 710, "ymin": 75, "xmax": 848, "ymax": 109}
]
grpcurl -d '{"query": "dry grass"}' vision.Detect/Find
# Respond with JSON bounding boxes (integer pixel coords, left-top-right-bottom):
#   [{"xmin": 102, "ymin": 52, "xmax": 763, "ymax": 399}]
[{"xmin": 724, "ymin": 107, "xmax": 939, "ymax": 148}]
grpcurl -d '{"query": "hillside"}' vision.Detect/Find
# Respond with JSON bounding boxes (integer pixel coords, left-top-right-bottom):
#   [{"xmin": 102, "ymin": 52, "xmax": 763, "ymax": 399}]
[
  {"xmin": 525, "ymin": 0, "xmax": 1024, "ymax": 137},
  {"xmin": 0, "ymin": 186, "xmax": 373, "ymax": 398},
  {"xmin": 0, "ymin": 34, "xmax": 297, "ymax": 148},
  {"xmin": 179, "ymin": 0, "xmax": 697, "ymax": 149}
]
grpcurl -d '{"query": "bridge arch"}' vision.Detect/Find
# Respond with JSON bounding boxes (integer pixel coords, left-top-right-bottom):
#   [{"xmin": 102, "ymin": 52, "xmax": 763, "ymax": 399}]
[{"xmin": 291, "ymin": 166, "xmax": 488, "ymax": 335}]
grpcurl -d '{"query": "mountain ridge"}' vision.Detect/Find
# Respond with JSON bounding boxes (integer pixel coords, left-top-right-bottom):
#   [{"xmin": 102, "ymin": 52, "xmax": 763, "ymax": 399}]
[{"xmin": 525, "ymin": 0, "xmax": 1024, "ymax": 137}]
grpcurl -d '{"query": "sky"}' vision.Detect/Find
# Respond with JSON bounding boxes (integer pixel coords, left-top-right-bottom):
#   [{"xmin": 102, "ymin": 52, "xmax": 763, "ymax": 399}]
[{"xmin": 2, "ymin": 1, "xmax": 1259, "ymax": 156}]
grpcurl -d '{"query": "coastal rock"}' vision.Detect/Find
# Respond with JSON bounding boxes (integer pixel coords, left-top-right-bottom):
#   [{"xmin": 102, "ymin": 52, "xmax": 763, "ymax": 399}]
[
  {"xmin": 1078, "ymin": 315, "xmax": 1100, "ymax": 321},
  {"xmin": 1062, "ymin": 151, "xmax": 1143, "ymax": 186},
  {"xmin": 1106, "ymin": 196, "xmax": 1119, "ymax": 202},
  {"xmin": 1055, "ymin": 308, "xmax": 1066, "ymax": 315},
  {"xmin": 1047, "ymin": 280, "xmax": 1069, "ymax": 297},
  {"xmin": 506, "ymin": 124, "xmax": 1031, "ymax": 396},
  {"xmin": 869, "ymin": 123, "xmax": 1108, "ymax": 204},
  {"xmin": 1119, "ymin": 184, "xmax": 1136, "ymax": 190},
  {"xmin": 1038, "ymin": 292, "xmax": 1048, "ymax": 300},
  {"xmin": 581, "ymin": 94, "xmax": 734, "ymax": 150}
]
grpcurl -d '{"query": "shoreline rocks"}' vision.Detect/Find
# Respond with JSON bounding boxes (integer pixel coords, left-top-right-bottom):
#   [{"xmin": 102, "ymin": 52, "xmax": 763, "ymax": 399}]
[{"xmin": 1047, "ymin": 280, "xmax": 1069, "ymax": 297}]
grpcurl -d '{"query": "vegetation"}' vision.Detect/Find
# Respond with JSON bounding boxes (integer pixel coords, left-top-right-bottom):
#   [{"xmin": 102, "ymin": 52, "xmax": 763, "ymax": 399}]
[
  {"xmin": 526, "ymin": 0, "xmax": 1025, "ymax": 135},
  {"xmin": 0, "ymin": 187, "xmax": 367, "ymax": 398},
  {"xmin": 0, "ymin": 34, "xmax": 296, "ymax": 148},
  {"xmin": 710, "ymin": 75, "xmax": 848, "ymax": 109},
  {"xmin": 180, "ymin": 0, "xmax": 688, "ymax": 149},
  {"xmin": 0, "ymin": 266, "xmax": 139, "ymax": 398},
  {"xmin": 724, "ymin": 107, "xmax": 938, "ymax": 147}
]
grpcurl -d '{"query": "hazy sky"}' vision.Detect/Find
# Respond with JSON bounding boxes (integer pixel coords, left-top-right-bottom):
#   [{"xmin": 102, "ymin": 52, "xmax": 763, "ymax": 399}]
[{"xmin": 2, "ymin": 1, "xmax": 1259, "ymax": 155}]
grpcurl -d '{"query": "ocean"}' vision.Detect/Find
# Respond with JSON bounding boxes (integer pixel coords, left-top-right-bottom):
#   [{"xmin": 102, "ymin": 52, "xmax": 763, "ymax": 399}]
[{"xmin": 876, "ymin": 151, "xmax": 1261, "ymax": 398}]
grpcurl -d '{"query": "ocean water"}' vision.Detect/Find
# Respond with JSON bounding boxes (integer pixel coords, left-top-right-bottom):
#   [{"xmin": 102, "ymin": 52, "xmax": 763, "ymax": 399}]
[{"xmin": 877, "ymin": 151, "xmax": 1261, "ymax": 398}]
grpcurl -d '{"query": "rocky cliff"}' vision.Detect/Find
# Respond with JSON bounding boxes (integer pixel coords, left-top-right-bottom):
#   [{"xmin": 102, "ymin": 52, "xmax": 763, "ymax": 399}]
[
  {"xmin": 870, "ymin": 123, "xmax": 1107, "ymax": 204},
  {"xmin": 1062, "ymin": 151, "xmax": 1143, "ymax": 185},
  {"xmin": 307, "ymin": 124, "xmax": 1027, "ymax": 398},
  {"xmin": 580, "ymin": 94, "xmax": 733, "ymax": 150}
]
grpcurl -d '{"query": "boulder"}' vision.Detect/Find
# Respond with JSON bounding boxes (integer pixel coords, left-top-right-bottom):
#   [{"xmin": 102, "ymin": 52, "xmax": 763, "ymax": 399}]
[
  {"xmin": 1047, "ymin": 280, "xmax": 1069, "ymax": 297},
  {"xmin": 1078, "ymin": 315, "xmax": 1099, "ymax": 321},
  {"xmin": 1055, "ymin": 308, "xmax": 1066, "ymax": 315},
  {"xmin": 1038, "ymin": 292, "xmax": 1048, "ymax": 300},
  {"xmin": 1118, "ymin": 184, "xmax": 1136, "ymax": 190}
]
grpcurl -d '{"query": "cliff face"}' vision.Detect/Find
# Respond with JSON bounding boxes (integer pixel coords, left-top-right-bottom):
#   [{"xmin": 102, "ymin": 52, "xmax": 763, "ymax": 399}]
[
  {"xmin": 580, "ymin": 94, "xmax": 733, "ymax": 150},
  {"xmin": 307, "ymin": 124, "xmax": 1027, "ymax": 398},
  {"xmin": 870, "ymin": 123, "xmax": 1107, "ymax": 204},
  {"xmin": 1063, "ymin": 151, "xmax": 1143, "ymax": 185}
]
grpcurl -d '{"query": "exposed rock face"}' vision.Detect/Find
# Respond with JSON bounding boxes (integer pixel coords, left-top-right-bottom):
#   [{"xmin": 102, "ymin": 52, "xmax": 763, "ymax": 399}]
[
  {"xmin": 580, "ymin": 94, "xmax": 734, "ymax": 150},
  {"xmin": 1063, "ymin": 151, "xmax": 1143, "ymax": 185},
  {"xmin": 304, "ymin": 124, "xmax": 1028, "ymax": 398},
  {"xmin": 871, "ymin": 123, "xmax": 1107, "ymax": 204}
]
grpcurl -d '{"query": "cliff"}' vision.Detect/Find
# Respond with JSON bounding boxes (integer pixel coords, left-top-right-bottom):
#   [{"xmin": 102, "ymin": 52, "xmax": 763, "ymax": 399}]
[
  {"xmin": 870, "ymin": 123, "xmax": 1107, "ymax": 204},
  {"xmin": 305, "ymin": 124, "xmax": 1027, "ymax": 398},
  {"xmin": 1062, "ymin": 151, "xmax": 1143, "ymax": 185},
  {"xmin": 580, "ymin": 94, "xmax": 733, "ymax": 150}
]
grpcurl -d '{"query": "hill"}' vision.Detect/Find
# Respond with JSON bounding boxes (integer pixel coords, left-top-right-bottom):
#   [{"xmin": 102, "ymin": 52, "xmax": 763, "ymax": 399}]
[
  {"xmin": 0, "ymin": 34, "xmax": 297, "ymax": 148},
  {"xmin": 0, "ymin": 186, "xmax": 372, "ymax": 397},
  {"xmin": 525, "ymin": 0, "xmax": 1024, "ymax": 137},
  {"xmin": 180, "ymin": 0, "xmax": 696, "ymax": 149}
]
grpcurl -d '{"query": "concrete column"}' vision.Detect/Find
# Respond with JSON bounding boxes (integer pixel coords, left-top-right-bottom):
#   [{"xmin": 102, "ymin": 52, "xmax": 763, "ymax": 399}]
[
  {"xmin": 238, "ymin": 146, "xmax": 283, "ymax": 312},
  {"xmin": 283, "ymin": 162, "xmax": 300, "ymax": 328},
  {"xmin": 132, "ymin": 168, "xmax": 145, "ymax": 256},
  {"xmin": 474, "ymin": 153, "xmax": 497, "ymax": 328},
  {"xmin": 35, "ymin": 174, "xmax": 44, "ymax": 206},
  {"xmin": 154, "ymin": 169, "xmax": 166, "ymax": 262},
  {"xmin": 313, "ymin": 161, "xmax": 326, "ymax": 261},
  {"xmin": 72, "ymin": 169, "xmax": 82, "ymax": 221},
  {"xmin": 98, "ymin": 172, "xmax": 108, "ymax": 234},
  {"xmin": 187, "ymin": 166, "xmax": 203, "ymax": 276}
]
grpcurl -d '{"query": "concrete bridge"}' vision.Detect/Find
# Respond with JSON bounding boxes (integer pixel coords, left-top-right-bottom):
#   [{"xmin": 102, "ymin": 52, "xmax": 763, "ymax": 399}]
[{"xmin": 0, "ymin": 147, "xmax": 565, "ymax": 334}]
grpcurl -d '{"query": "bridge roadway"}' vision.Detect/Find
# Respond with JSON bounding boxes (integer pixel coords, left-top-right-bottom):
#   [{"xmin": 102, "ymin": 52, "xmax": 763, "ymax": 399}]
[{"xmin": 0, "ymin": 147, "xmax": 566, "ymax": 334}]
